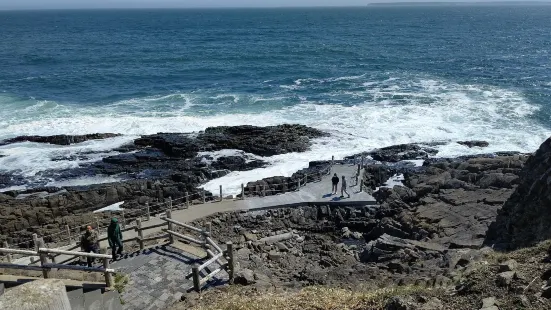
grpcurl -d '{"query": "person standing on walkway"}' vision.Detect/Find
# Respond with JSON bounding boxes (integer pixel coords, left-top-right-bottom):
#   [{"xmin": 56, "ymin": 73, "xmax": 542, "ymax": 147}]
[
  {"xmin": 331, "ymin": 173, "xmax": 339, "ymax": 194},
  {"xmin": 107, "ymin": 217, "xmax": 124, "ymax": 261},
  {"xmin": 341, "ymin": 176, "xmax": 350, "ymax": 199},
  {"xmin": 81, "ymin": 225, "xmax": 99, "ymax": 267}
]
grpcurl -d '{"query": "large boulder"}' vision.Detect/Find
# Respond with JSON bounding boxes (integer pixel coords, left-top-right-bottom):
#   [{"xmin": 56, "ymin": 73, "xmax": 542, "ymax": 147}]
[
  {"xmin": 134, "ymin": 124, "xmax": 327, "ymax": 158},
  {"xmin": 369, "ymin": 143, "xmax": 438, "ymax": 162},
  {"xmin": 485, "ymin": 137, "xmax": 551, "ymax": 249}
]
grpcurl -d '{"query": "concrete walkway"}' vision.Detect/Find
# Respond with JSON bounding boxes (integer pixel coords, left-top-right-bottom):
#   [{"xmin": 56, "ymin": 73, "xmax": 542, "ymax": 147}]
[{"xmin": 13, "ymin": 163, "xmax": 374, "ymax": 264}]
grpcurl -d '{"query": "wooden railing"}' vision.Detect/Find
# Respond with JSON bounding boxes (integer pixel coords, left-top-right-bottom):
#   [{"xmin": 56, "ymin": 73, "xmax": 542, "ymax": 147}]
[
  {"xmin": 0, "ymin": 247, "xmax": 114, "ymax": 287},
  {"xmin": 4, "ymin": 154, "xmax": 368, "ymax": 254},
  {"xmin": 160, "ymin": 209, "xmax": 235, "ymax": 292}
]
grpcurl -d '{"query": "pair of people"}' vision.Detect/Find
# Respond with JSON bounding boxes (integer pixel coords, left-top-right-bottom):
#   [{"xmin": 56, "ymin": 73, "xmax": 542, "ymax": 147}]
[
  {"xmin": 81, "ymin": 218, "xmax": 124, "ymax": 266},
  {"xmin": 331, "ymin": 173, "xmax": 350, "ymax": 198}
]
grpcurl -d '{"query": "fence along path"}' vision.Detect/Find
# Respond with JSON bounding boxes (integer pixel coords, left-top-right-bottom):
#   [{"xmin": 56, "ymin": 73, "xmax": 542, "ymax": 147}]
[{"xmin": 7, "ymin": 160, "xmax": 375, "ymax": 265}]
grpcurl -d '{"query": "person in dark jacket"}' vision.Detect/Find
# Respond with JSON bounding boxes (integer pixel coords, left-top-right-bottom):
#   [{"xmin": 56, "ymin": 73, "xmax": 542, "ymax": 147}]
[
  {"xmin": 331, "ymin": 173, "xmax": 339, "ymax": 194},
  {"xmin": 81, "ymin": 225, "xmax": 99, "ymax": 267},
  {"xmin": 107, "ymin": 218, "xmax": 124, "ymax": 261}
]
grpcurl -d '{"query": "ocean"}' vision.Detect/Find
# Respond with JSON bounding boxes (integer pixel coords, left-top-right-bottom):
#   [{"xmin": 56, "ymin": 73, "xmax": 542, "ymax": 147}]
[{"xmin": 0, "ymin": 5, "xmax": 550, "ymax": 193}]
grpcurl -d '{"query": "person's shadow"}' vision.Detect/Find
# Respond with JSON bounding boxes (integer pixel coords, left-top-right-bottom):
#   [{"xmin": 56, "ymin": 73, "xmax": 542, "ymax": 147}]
[
  {"xmin": 331, "ymin": 196, "xmax": 342, "ymax": 201},
  {"xmin": 322, "ymin": 193, "xmax": 333, "ymax": 198}
]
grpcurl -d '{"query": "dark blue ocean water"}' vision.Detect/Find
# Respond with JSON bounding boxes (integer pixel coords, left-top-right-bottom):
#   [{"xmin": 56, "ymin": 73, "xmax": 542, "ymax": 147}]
[{"xmin": 0, "ymin": 6, "xmax": 550, "ymax": 190}]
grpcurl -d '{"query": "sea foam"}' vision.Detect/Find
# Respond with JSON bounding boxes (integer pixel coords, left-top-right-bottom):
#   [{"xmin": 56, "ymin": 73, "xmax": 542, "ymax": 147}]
[{"xmin": 0, "ymin": 75, "xmax": 549, "ymax": 192}]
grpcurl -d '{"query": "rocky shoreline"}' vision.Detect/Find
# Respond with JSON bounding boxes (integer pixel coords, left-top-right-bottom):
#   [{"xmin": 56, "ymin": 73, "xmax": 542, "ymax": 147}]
[
  {"xmin": 0, "ymin": 124, "xmax": 327, "ymax": 246},
  {"xmin": 0, "ymin": 124, "xmax": 523, "ymax": 248},
  {"xmin": 2, "ymin": 124, "xmax": 551, "ymax": 309}
]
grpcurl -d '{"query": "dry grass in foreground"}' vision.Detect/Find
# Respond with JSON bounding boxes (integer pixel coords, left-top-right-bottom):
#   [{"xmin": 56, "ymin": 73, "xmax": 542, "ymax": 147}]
[{"xmin": 179, "ymin": 285, "xmax": 442, "ymax": 310}]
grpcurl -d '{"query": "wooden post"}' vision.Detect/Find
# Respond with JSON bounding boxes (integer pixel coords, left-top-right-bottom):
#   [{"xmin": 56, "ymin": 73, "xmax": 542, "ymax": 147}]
[
  {"xmin": 219, "ymin": 185, "xmax": 223, "ymax": 202},
  {"xmin": 65, "ymin": 225, "xmax": 72, "ymax": 245},
  {"xmin": 121, "ymin": 209, "xmax": 126, "ymax": 229},
  {"xmin": 146, "ymin": 203, "xmax": 151, "ymax": 221},
  {"xmin": 39, "ymin": 253, "xmax": 50, "ymax": 279},
  {"xmin": 167, "ymin": 209, "xmax": 174, "ymax": 244},
  {"xmin": 305, "ymin": 173, "xmax": 308, "ymax": 184},
  {"xmin": 3, "ymin": 241, "xmax": 12, "ymax": 263},
  {"xmin": 95, "ymin": 218, "xmax": 101, "ymax": 235},
  {"xmin": 137, "ymin": 218, "xmax": 144, "ymax": 250},
  {"xmin": 203, "ymin": 222, "xmax": 212, "ymax": 251},
  {"xmin": 226, "ymin": 241, "xmax": 235, "ymax": 282},
  {"xmin": 201, "ymin": 188, "xmax": 206, "ymax": 204},
  {"xmin": 297, "ymin": 178, "xmax": 301, "ymax": 191},
  {"xmin": 33, "ymin": 234, "xmax": 39, "ymax": 252},
  {"xmin": 332, "ymin": 155, "xmax": 334, "ymax": 165},
  {"xmin": 262, "ymin": 184, "xmax": 266, "ymax": 196},
  {"xmin": 168, "ymin": 196, "xmax": 173, "ymax": 210},
  {"xmin": 241, "ymin": 183, "xmax": 245, "ymax": 200},
  {"xmin": 192, "ymin": 264, "xmax": 200, "ymax": 292},
  {"xmin": 103, "ymin": 257, "xmax": 113, "ymax": 288},
  {"xmin": 185, "ymin": 192, "xmax": 190, "ymax": 208}
]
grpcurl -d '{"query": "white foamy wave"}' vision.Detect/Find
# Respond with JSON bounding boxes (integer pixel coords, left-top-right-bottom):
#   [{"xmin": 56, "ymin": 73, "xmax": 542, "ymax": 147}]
[
  {"xmin": 198, "ymin": 149, "xmax": 263, "ymax": 165},
  {"xmin": 0, "ymin": 76, "xmax": 549, "ymax": 193},
  {"xmin": 47, "ymin": 175, "xmax": 124, "ymax": 188},
  {"xmin": 0, "ymin": 136, "xmax": 132, "ymax": 178}
]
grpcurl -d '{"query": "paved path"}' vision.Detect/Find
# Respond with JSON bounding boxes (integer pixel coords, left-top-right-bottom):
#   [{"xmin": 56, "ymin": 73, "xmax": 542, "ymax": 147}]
[
  {"xmin": 14, "ymin": 163, "xmax": 374, "ymax": 265},
  {"xmin": 123, "ymin": 163, "xmax": 373, "ymax": 238}
]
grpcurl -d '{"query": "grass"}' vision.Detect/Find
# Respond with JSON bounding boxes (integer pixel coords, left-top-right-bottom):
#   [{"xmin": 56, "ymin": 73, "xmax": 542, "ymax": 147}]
[
  {"xmin": 187, "ymin": 285, "xmax": 440, "ymax": 310},
  {"xmin": 485, "ymin": 239, "xmax": 551, "ymax": 264},
  {"xmin": 114, "ymin": 273, "xmax": 129, "ymax": 305},
  {"xmin": 114, "ymin": 273, "xmax": 129, "ymax": 294}
]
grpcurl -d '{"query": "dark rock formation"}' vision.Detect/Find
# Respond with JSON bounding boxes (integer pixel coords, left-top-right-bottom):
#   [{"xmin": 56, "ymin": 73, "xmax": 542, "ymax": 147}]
[
  {"xmin": 485, "ymin": 137, "xmax": 551, "ymax": 249},
  {"xmin": 0, "ymin": 124, "xmax": 328, "ymax": 246},
  {"xmin": 0, "ymin": 133, "xmax": 122, "ymax": 146},
  {"xmin": 243, "ymin": 161, "xmax": 331, "ymax": 197},
  {"xmin": 369, "ymin": 144, "xmax": 438, "ymax": 162},
  {"xmin": 345, "ymin": 143, "xmax": 438, "ymax": 163},
  {"xmin": 458, "ymin": 141, "xmax": 490, "ymax": 148},
  {"xmin": 134, "ymin": 124, "xmax": 327, "ymax": 158}
]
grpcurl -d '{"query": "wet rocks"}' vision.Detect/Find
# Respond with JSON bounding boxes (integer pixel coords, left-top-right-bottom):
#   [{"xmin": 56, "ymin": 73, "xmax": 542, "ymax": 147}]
[
  {"xmin": 363, "ymin": 164, "xmax": 397, "ymax": 190},
  {"xmin": 369, "ymin": 144, "xmax": 438, "ymax": 162},
  {"xmin": 134, "ymin": 124, "xmax": 327, "ymax": 158},
  {"xmin": 0, "ymin": 133, "xmax": 122, "ymax": 146},
  {"xmin": 458, "ymin": 141, "xmax": 490, "ymax": 148}
]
